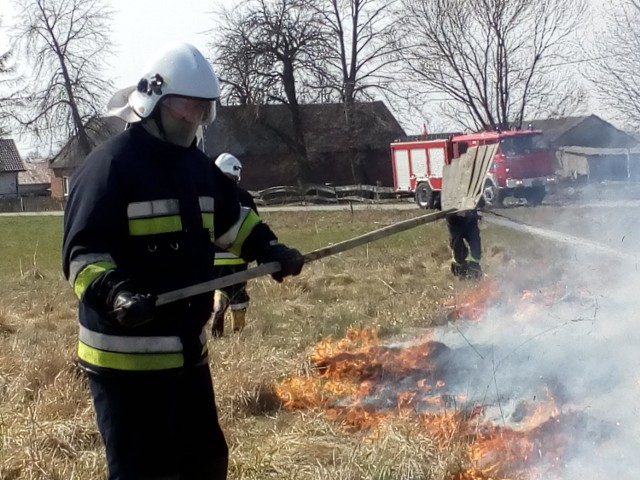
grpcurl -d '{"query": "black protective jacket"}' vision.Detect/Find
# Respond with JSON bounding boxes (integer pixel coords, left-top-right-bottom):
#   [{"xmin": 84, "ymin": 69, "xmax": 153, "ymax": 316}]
[{"xmin": 63, "ymin": 124, "xmax": 276, "ymax": 374}]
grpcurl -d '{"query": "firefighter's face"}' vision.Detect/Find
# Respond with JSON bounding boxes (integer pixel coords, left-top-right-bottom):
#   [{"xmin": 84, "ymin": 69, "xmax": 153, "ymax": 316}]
[{"xmin": 158, "ymin": 96, "xmax": 211, "ymax": 147}]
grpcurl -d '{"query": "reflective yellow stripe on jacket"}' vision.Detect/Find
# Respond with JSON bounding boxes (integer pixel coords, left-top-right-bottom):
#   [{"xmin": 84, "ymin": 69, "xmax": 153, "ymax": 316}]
[
  {"xmin": 199, "ymin": 196, "xmax": 214, "ymax": 236},
  {"xmin": 214, "ymin": 251, "xmax": 246, "ymax": 266},
  {"xmin": 69, "ymin": 253, "xmax": 117, "ymax": 299},
  {"xmin": 127, "ymin": 199, "xmax": 182, "ymax": 236},
  {"xmin": 77, "ymin": 326, "xmax": 209, "ymax": 371},
  {"xmin": 126, "ymin": 197, "xmax": 215, "ymax": 237},
  {"xmin": 216, "ymin": 206, "xmax": 261, "ymax": 257}
]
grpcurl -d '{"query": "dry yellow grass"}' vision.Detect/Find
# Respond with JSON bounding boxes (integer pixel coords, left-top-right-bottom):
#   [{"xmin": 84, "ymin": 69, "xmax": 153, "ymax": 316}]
[{"xmin": 0, "ymin": 210, "xmax": 563, "ymax": 479}]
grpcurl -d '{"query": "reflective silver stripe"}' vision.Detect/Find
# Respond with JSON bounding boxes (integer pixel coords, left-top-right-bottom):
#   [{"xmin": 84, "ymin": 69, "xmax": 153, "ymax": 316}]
[
  {"xmin": 216, "ymin": 206, "xmax": 252, "ymax": 249},
  {"xmin": 230, "ymin": 301, "xmax": 249, "ymax": 310},
  {"xmin": 79, "ymin": 325, "xmax": 183, "ymax": 353},
  {"xmin": 199, "ymin": 196, "xmax": 214, "ymax": 213},
  {"xmin": 68, "ymin": 253, "xmax": 115, "ymax": 287},
  {"xmin": 215, "ymin": 251, "xmax": 240, "ymax": 260},
  {"xmin": 127, "ymin": 199, "xmax": 180, "ymax": 219}
]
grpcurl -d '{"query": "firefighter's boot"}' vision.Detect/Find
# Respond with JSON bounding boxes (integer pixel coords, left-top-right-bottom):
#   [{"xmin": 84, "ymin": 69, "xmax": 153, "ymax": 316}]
[
  {"xmin": 230, "ymin": 308, "xmax": 246, "ymax": 332},
  {"xmin": 465, "ymin": 261, "xmax": 482, "ymax": 279},
  {"xmin": 450, "ymin": 261, "xmax": 468, "ymax": 278},
  {"xmin": 211, "ymin": 291, "xmax": 229, "ymax": 337}
]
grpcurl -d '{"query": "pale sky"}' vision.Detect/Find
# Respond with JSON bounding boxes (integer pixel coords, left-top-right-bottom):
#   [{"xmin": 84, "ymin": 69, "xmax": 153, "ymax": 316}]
[
  {"xmin": 0, "ymin": 0, "xmax": 225, "ymax": 86},
  {"xmin": 0, "ymin": 0, "xmax": 613, "ymax": 154},
  {"xmin": 106, "ymin": 0, "xmax": 226, "ymax": 87},
  {"xmin": 0, "ymin": 0, "xmax": 230, "ymax": 153}
]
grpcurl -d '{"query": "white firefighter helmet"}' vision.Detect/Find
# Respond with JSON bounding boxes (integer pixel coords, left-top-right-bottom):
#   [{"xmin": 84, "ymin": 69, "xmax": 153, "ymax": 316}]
[
  {"xmin": 215, "ymin": 153, "xmax": 242, "ymax": 182},
  {"xmin": 107, "ymin": 42, "xmax": 220, "ymax": 124}
]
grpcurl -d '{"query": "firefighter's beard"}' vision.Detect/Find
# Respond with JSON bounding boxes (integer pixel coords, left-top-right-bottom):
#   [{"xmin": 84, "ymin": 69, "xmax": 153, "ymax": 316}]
[{"xmin": 143, "ymin": 108, "xmax": 199, "ymax": 148}]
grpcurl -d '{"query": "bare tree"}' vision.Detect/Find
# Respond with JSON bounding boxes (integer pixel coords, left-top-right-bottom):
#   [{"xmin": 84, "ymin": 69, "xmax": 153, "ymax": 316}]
[
  {"xmin": 210, "ymin": 0, "xmax": 329, "ymax": 183},
  {"xmin": 313, "ymin": 0, "xmax": 403, "ymax": 182},
  {"xmin": 0, "ymin": 53, "xmax": 12, "ymax": 137},
  {"xmin": 3, "ymin": 0, "xmax": 113, "ymax": 154},
  {"xmin": 399, "ymin": 0, "xmax": 586, "ymax": 131},
  {"xmin": 589, "ymin": 0, "xmax": 640, "ymax": 129},
  {"xmin": 0, "ymin": 17, "xmax": 19, "ymax": 137},
  {"xmin": 212, "ymin": 7, "xmax": 281, "ymax": 106}
]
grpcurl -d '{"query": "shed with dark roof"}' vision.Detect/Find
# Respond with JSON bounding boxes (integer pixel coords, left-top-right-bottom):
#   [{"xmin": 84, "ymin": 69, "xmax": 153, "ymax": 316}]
[
  {"xmin": 204, "ymin": 102, "xmax": 406, "ymax": 189},
  {"xmin": 49, "ymin": 117, "xmax": 126, "ymax": 198},
  {"xmin": 47, "ymin": 101, "xmax": 406, "ymax": 196},
  {"xmin": 525, "ymin": 115, "xmax": 640, "ymax": 181},
  {"xmin": 0, "ymin": 139, "xmax": 26, "ymax": 197},
  {"xmin": 526, "ymin": 115, "xmax": 637, "ymax": 149}
]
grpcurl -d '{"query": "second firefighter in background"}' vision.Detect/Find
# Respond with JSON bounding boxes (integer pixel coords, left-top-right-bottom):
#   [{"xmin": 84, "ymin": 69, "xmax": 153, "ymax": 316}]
[
  {"xmin": 446, "ymin": 209, "xmax": 482, "ymax": 279},
  {"xmin": 211, "ymin": 153, "xmax": 254, "ymax": 336}
]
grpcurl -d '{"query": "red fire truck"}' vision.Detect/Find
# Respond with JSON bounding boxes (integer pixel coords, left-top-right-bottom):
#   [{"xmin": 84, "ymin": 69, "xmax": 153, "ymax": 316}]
[{"xmin": 391, "ymin": 129, "xmax": 556, "ymax": 208}]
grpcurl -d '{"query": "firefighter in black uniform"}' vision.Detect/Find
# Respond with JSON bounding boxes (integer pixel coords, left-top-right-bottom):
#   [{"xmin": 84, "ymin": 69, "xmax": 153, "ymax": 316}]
[
  {"xmin": 446, "ymin": 208, "xmax": 483, "ymax": 279},
  {"xmin": 211, "ymin": 153, "xmax": 255, "ymax": 336},
  {"xmin": 62, "ymin": 42, "xmax": 304, "ymax": 480}
]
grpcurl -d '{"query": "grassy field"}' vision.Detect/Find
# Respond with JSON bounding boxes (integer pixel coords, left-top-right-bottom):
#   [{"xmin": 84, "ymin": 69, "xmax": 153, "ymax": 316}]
[{"xmin": 0, "ymin": 209, "xmax": 569, "ymax": 479}]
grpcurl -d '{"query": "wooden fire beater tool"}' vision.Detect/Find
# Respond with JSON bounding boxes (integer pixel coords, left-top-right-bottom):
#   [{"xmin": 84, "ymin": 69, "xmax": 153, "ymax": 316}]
[
  {"xmin": 155, "ymin": 143, "xmax": 498, "ymax": 307},
  {"xmin": 156, "ymin": 208, "xmax": 453, "ymax": 306}
]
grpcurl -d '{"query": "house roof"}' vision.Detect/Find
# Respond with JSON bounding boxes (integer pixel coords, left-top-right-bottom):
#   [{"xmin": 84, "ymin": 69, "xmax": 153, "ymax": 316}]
[
  {"xmin": 50, "ymin": 116, "xmax": 127, "ymax": 169},
  {"xmin": 525, "ymin": 114, "xmax": 638, "ymax": 148},
  {"xmin": 18, "ymin": 160, "xmax": 51, "ymax": 184},
  {"xmin": 0, "ymin": 139, "xmax": 26, "ymax": 172},
  {"xmin": 204, "ymin": 101, "xmax": 406, "ymax": 157},
  {"xmin": 46, "ymin": 102, "xmax": 406, "ymax": 170},
  {"xmin": 525, "ymin": 116, "xmax": 590, "ymax": 143}
]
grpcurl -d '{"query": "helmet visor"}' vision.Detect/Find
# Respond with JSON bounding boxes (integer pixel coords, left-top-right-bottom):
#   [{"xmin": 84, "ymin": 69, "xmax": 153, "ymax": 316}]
[{"xmin": 162, "ymin": 96, "xmax": 216, "ymax": 125}]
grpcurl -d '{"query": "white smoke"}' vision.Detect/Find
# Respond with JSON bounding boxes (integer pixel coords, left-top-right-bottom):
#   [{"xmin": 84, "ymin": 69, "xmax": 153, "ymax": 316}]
[{"xmin": 430, "ymin": 209, "xmax": 640, "ymax": 479}]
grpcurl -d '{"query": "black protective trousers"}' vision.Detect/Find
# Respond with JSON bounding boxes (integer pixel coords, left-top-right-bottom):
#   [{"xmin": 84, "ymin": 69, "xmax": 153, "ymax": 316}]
[
  {"xmin": 88, "ymin": 365, "xmax": 228, "ymax": 480},
  {"xmin": 446, "ymin": 213, "xmax": 482, "ymax": 264}
]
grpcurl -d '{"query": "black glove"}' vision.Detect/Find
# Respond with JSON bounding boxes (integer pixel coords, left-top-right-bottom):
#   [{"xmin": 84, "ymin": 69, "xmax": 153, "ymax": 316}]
[
  {"xmin": 110, "ymin": 291, "xmax": 156, "ymax": 328},
  {"xmin": 83, "ymin": 269, "xmax": 156, "ymax": 327},
  {"xmin": 257, "ymin": 243, "xmax": 304, "ymax": 283}
]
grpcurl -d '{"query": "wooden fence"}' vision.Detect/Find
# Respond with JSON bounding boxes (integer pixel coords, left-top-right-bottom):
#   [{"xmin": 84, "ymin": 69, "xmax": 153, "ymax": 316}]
[
  {"xmin": 0, "ymin": 195, "xmax": 66, "ymax": 213},
  {"xmin": 0, "ymin": 185, "xmax": 412, "ymax": 212},
  {"xmin": 250, "ymin": 184, "xmax": 410, "ymax": 205}
]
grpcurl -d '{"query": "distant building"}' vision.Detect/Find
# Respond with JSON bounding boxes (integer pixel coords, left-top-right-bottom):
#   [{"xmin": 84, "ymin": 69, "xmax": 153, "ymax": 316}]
[
  {"xmin": 49, "ymin": 117, "xmax": 126, "ymax": 199},
  {"xmin": 204, "ymin": 102, "xmax": 406, "ymax": 189},
  {"xmin": 18, "ymin": 160, "xmax": 51, "ymax": 197},
  {"xmin": 48, "ymin": 101, "xmax": 406, "ymax": 194},
  {"xmin": 0, "ymin": 139, "xmax": 26, "ymax": 198},
  {"xmin": 528, "ymin": 115, "xmax": 637, "ymax": 150},
  {"xmin": 526, "ymin": 115, "xmax": 640, "ymax": 182}
]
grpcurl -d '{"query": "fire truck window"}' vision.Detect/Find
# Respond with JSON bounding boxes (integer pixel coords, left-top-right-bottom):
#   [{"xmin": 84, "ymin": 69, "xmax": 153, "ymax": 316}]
[
  {"xmin": 500, "ymin": 134, "xmax": 548, "ymax": 155},
  {"xmin": 458, "ymin": 142, "xmax": 469, "ymax": 155}
]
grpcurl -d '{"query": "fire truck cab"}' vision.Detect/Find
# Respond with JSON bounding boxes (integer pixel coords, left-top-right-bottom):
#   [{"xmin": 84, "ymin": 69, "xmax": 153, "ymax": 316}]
[{"xmin": 391, "ymin": 129, "xmax": 556, "ymax": 208}]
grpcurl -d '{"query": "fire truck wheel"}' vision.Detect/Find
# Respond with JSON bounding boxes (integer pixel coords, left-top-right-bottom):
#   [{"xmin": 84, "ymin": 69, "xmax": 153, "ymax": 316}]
[
  {"xmin": 482, "ymin": 181, "xmax": 503, "ymax": 208},
  {"xmin": 415, "ymin": 182, "xmax": 434, "ymax": 209}
]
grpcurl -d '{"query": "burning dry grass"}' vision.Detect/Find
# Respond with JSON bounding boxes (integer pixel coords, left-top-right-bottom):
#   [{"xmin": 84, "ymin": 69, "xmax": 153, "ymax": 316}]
[{"xmin": 0, "ymin": 210, "xmax": 579, "ymax": 479}]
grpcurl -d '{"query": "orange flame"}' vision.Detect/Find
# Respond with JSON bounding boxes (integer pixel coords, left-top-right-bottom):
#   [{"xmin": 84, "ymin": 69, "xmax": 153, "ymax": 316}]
[{"xmin": 275, "ymin": 281, "xmax": 589, "ymax": 478}]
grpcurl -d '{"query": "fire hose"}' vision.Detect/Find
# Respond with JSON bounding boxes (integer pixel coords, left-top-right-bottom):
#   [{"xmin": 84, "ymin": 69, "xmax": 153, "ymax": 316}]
[{"xmin": 155, "ymin": 208, "xmax": 454, "ymax": 306}]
